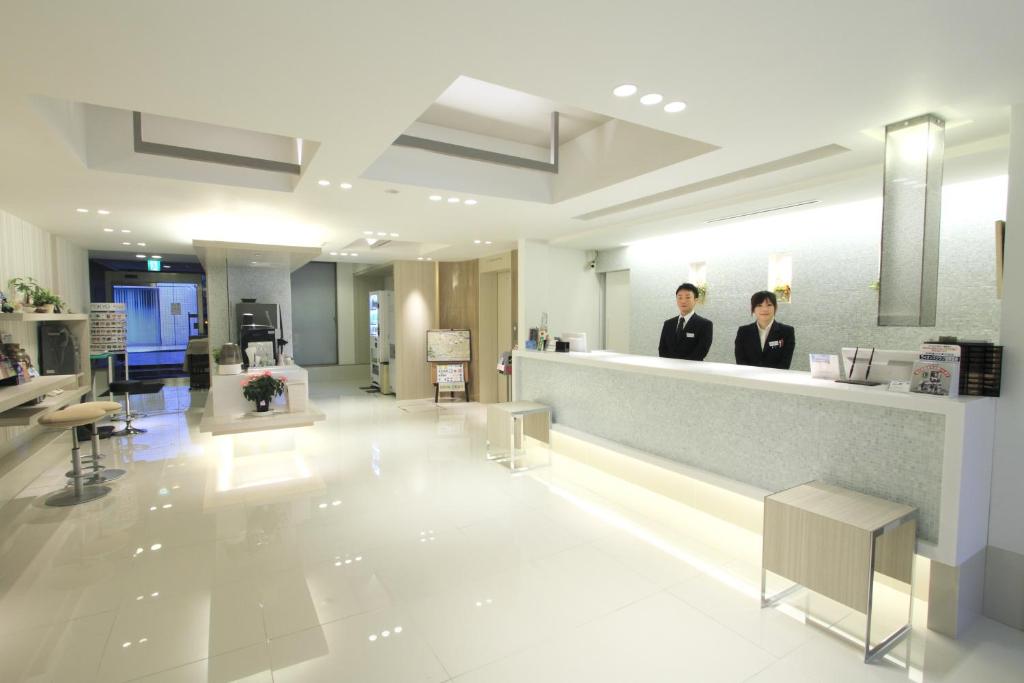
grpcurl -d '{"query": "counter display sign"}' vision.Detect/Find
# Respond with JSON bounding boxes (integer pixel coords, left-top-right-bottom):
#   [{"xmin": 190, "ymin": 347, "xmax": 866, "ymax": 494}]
[
  {"xmin": 435, "ymin": 363, "xmax": 465, "ymax": 392},
  {"xmin": 910, "ymin": 344, "xmax": 961, "ymax": 397}
]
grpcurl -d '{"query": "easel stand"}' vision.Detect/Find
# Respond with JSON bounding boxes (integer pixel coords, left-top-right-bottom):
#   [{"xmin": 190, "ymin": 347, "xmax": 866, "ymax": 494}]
[{"xmin": 431, "ymin": 361, "xmax": 470, "ymax": 403}]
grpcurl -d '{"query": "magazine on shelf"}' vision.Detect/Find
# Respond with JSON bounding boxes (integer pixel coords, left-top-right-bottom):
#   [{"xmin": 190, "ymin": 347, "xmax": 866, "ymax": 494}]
[{"xmin": 909, "ymin": 344, "xmax": 961, "ymax": 397}]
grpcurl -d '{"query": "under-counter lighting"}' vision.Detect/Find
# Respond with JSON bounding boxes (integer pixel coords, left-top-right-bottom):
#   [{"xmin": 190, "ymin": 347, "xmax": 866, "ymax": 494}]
[
  {"xmin": 640, "ymin": 93, "xmax": 663, "ymax": 106},
  {"xmin": 317, "ymin": 179, "xmax": 331, "ymax": 186},
  {"xmin": 664, "ymin": 101, "xmax": 687, "ymax": 113}
]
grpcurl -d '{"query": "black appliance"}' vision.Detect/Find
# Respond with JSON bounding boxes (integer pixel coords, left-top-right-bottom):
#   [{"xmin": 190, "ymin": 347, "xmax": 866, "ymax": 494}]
[{"xmin": 38, "ymin": 323, "xmax": 81, "ymax": 376}]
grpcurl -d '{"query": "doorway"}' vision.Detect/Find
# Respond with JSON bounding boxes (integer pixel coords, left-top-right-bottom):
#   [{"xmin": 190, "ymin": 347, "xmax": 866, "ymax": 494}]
[
  {"xmin": 479, "ymin": 258, "xmax": 514, "ymax": 404},
  {"xmin": 112, "ymin": 282, "xmax": 200, "ymax": 365},
  {"xmin": 291, "ymin": 261, "xmax": 339, "ymax": 366}
]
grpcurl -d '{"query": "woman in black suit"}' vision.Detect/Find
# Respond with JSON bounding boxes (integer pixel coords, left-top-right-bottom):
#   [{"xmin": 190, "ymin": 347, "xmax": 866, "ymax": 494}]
[{"xmin": 734, "ymin": 291, "xmax": 795, "ymax": 369}]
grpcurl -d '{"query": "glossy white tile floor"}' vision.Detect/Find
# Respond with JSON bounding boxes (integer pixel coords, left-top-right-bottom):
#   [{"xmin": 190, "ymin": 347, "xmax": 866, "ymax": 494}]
[{"xmin": 1, "ymin": 379, "xmax": 1022, "ymax": 682}]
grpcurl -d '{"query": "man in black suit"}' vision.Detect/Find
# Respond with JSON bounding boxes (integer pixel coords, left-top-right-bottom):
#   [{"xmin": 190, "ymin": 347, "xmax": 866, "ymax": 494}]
[
  {"xmin": 658, "ymin": 283, "xmax": 713, "ymax": 361},
  {"xmin": 734, "ymin": 290, "xmax": 795, "ymax": 369}
]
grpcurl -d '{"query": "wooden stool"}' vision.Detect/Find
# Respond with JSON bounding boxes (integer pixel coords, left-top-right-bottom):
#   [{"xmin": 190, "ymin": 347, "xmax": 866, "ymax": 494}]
[
  {"xmin": 78, "ymin": 401, "xmax": 126, "ymax": 484},
  {"xmin": 40, "ymin": 404, "xmax": 112, "ymax": 507}
]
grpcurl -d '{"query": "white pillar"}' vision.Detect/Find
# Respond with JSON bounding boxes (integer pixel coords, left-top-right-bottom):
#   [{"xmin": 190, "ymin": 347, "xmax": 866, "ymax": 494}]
[{"xmin": 984, "ymin": 103, "xmax": 1024, "ymax": 630}]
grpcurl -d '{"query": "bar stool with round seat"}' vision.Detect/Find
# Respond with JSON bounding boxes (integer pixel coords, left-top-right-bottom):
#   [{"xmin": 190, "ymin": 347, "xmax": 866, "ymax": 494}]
[
  {"xmin": 78, "ymin": 400, "xmax": 126, "ymax": 484},
  {"xmin": 108, "ymin": 380, "xmax": 147, "ymax": 436},
  {"xmin": 40, "ymin": 404, "xmax": 112, "ymax": 507}
]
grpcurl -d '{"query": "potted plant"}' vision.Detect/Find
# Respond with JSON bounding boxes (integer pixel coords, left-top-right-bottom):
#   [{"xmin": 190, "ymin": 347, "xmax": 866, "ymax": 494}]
[
  {"xmin": 32, "ymin": 288, "xmax": 62, "ymax": 314},
  {"xmin": 241, "ymin": 371, "xmax": 287, "ymax": 413},
  {"xmin": 696, "ymin": 282, "xmax": 709, "ymax": 303},
  {"xmin": 7, "ymin": 277, "xmax": 39, "ymax": 310}
]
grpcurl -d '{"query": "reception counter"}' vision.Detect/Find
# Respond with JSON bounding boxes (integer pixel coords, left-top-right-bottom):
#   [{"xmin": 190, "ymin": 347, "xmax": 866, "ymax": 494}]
[{"xmin": 514, "ymin": 349, "xmax": 996, "ymax": 635}]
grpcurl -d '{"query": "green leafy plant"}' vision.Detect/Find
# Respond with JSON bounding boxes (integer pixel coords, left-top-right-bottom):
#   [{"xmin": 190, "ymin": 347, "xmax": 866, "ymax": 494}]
[
  {"xmin": 696, "ymin": 282, "xmax": 709, "ymax": 303},
  {"xmin": 773, "ymin": 283, "xmax": 792, "ymax": 303},
  {"xmin": 241, "ymin": 371, "xmax": 286, "ymax": 411},
  {"xmin": 7, "ymin": 277, "xmax": 39, "ymax": 304}
]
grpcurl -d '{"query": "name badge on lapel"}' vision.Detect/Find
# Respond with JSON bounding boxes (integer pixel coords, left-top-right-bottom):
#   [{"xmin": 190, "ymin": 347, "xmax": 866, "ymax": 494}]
[
  {"xmin": 768, "ymin": 340, "xmax": 783, "ymax": 348},
  {"xmin": 686, "ymin": 332, "xmax": 695, "ymax": 338}
]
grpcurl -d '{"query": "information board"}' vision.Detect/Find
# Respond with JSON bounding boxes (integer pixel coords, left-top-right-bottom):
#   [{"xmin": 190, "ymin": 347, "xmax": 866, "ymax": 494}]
[{"xmin": 426, "ymin": 329, "xmax": 471, "ymax": 362}]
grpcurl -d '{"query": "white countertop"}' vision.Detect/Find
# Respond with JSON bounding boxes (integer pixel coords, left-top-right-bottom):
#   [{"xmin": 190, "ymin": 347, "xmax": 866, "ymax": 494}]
[{"xmin": 514, "ymin": 350, "xmax": 990, "ymax": 416}]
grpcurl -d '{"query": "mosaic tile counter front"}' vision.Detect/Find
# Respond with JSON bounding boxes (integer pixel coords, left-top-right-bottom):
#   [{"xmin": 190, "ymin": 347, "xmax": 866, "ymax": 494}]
[{"xmin": 517, "ymin": 356, "xmax": 944, "ymax": 542}]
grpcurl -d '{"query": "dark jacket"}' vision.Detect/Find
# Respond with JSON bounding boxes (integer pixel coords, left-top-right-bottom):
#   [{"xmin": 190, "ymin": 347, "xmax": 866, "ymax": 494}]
[
  {"xmin": 658, "ymin": 313, "xmax": 713, "ymax": 361},
  {"xmin": 734, "ymin": 320, "xmax": 795, "ymax": 369}
]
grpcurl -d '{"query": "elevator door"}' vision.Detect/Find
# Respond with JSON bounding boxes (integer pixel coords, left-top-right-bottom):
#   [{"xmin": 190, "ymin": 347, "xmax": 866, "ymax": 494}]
[{"xmin": 291, "ymin": 261, "xmax": 338, "ymax": 365}]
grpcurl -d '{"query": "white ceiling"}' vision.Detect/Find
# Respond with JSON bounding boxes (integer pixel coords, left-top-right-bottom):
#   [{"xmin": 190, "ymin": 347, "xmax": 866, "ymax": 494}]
[{"xmin": 0, "ymin": 1, "xmax": 1020, "ymax": 263}]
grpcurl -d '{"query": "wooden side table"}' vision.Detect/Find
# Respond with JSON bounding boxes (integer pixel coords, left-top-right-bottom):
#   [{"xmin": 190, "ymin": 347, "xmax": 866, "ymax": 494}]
[
  {"xmin": 761, "ymin": 481, "xmax": 917, "ymax": 663},
  {"xmin": 485, "ymin": 401, "xmax": 551, "ymax": 473}
]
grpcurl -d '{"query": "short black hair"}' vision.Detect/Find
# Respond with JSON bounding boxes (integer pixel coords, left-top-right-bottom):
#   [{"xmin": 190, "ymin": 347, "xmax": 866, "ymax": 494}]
[
  {"xmin": 750, "ymin": 290, "xmax": 777, "ymax": 313},
  {"xmin": 675, "ymin": 283, "xmax": 700, "ymax": 298}
]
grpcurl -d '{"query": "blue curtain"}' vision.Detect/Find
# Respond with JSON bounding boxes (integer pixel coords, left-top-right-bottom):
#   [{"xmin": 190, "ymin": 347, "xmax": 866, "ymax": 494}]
[{"xmin": 113, "ymin": 286, "xmax": 161, "ymax": 347}]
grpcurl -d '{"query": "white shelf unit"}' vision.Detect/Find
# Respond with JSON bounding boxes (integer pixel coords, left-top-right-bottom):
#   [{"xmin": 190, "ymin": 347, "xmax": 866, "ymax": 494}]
[
  {"xmin": 0, "ymin": 312, "xmax": 89, "ymax": 322},
  {"xmin": 0, "ymin": 311, "xmax": 92, "ymax": 428}
]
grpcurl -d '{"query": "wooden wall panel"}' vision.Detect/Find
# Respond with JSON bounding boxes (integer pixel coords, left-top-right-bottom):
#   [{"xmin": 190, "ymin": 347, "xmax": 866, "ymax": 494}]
[
  {"xmin": 438, "ymin": 260, "xmax": 479, "ymax": 401},
  {"xmin": 393, "ymin": 261, "xmax": 438, "ymax": 400}
]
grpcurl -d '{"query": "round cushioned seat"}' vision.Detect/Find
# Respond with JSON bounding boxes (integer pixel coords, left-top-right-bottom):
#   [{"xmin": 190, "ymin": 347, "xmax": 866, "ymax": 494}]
[
  {"xmin": 86, "ymin": 400, "xmax": 122, "ymax": 413},
  {"xmin": 39, "ymin": 404, "xmax": 109, "ymax": 428}
]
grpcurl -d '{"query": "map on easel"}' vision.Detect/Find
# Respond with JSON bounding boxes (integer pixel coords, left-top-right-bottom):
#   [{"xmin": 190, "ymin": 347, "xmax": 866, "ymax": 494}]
[{"xmin": 426, "ymin": 329, "xmax": 471, "ymax": 362}]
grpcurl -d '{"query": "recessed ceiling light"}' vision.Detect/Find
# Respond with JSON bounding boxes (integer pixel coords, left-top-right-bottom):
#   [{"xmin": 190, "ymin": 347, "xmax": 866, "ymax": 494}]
[
  {"xmin": 389, "ymin": 232, "xmax": 399, "ymax": 237},
  {"xmin": 340, "ymin": 182, "xmax": 353, "ymax": 190},
  {"xmin": 318, "ymin": 179, "xmax": 330, "ymax": 186},
  {"xmin": 463, "ymin": 199, "xmax": 478, "ymax": 206},
  {"xmin": 162, "ymin": 265, "xmax": 170, "ymax": 269},
  {"xmin": 377, "ymin": 232, "xmax": 387, "ymax": 236},
  {"xmin": 76, "ymin": 208, "xmax": 89, "ymax": 213},
  {"xmin": 473, "ymin": 240, "xmax": 481, "ymax": 244},
  {"xmin": 613, "ymin": 84, "xmax": 638, "ymax": 97},
  {"xmin": 429, "ymin": 195, "xmax": 442, "ymax": 202},
  {"xmin": 135, "ymin": 254, "xmax": 146, "ymax": 258},
  {"xmin": 122, "ymin": 241, "xmax": 131, "ymax": 246},
  {"xmin": 329, "ymin": 251, "xmax": 338, "ymax": 256},
  {"xmin": 363, "ymin": 231, "xmax": 373, "ymax": 235},
  {"xmin": 417, "ymin": 257, "xmax": 424, "ymax": 261},
  {"xmin": 365, "ymin": 238, "xmax": 377, "ymax": 245},
  {"xmin": 137, "ymin": 242, "xmax": 146, "ymax": 246},
  {"xmin": 97, "ymin": 209, "xmax": 110, "ymax": 215},
  {"xmin": 485, "ymin": 241, "xmax": 492, "ymax": 245},
  {"xmin": 103, "ymin": 228, "xmax": 114, "ymax": 232},
  {"xmin": 447, "ymin": 197, "xmax": 460, "ymax": 204},
  {"xmin": 340, "ymin": 252, "xmax": 348, "ymax": 256},
  {"xmin": 151, "ymin": 255, "xmax": 162, "ymax": 259},
  {"xmin": 350, "ymin": 253, "xmax": 358, "ymax": 257},
  {"xmin": 640, "ymin": 93, "xmax": 663, "ymax": 106},
  {"xmin": 121, "ymin": 229, "xmax": 131, "ymax": 233},
  {"xmin": 426, "ymin": 257, "xmax": 432, "ymax": 261},
  {"xmin": 663, "ymin": 101, "xmax": 687, "ymax": 113}
]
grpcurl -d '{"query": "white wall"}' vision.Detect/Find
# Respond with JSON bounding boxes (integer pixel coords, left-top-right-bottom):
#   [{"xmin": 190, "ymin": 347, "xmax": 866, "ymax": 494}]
[
  {"xmin": 336, "ymin": 262, "xmax": 357, "ymax": 365},
  {"xmin": 517, "ymin": 240, "xmax": 601, "ymax": 348},
  {"xmin": 598, "ymin": 175, "xmax": 1005, "ymax": 369},
  {"xmin": 0, "ymin": 208, "xmax": 89, "ymax": 445},
  {"xmin": 985, "ymin": 105, "xmax": 1024, "ymax": 629}
]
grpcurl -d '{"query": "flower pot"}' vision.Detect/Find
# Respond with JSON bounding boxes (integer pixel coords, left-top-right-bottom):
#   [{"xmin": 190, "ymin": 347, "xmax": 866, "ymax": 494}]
[
  {"xmin": 254, "ymin": 399, "xmax": 271, "ymax": 413},
  {"xmin": 34, "ymin": 304, "xmax": 55, "ymax": 313}
]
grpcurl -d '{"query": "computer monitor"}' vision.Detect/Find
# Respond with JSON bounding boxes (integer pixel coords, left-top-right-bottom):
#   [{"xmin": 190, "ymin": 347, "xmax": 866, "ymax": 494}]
[
  {"xmin": 561, "ymin": 332, "xmax": 589, "ymax": 353},
  {"xmin": 840, "ymin": 347, "xmax": 917, "ymax": 383}
]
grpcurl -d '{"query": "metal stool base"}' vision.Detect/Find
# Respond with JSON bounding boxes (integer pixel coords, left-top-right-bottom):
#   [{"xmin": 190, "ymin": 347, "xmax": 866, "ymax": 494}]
[
  {"xmin": 112, "ymin": 426, "xmax": 147, "ymax": 436},
  {"xmin": 45, "ymin": 485, "xmax": 111, "ymax": 507},
  {"xmin": 83, "ymin": 469, "xmax": 127, "ymax": 484}
]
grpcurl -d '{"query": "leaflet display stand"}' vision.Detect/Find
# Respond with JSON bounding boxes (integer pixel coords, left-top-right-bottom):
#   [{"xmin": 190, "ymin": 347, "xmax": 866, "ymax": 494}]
[{"xmin": 431, "ymin": 361, "xmax": 470, "ymax": 403}]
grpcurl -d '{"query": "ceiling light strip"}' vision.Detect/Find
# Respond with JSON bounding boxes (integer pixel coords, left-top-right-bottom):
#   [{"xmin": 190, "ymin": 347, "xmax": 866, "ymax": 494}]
[
  {"xmin": 573, "ymin": 144, "xmax": 849, "ymax": 221},
  {"xmin": 393, "ymin": 112, "xmax": 560, "ymax": 173},
  {"xmin": 132, "ymin": 112, "xmax": 301, "ymax": 175},
  {"xmin": 703, "ymin": 199, "xmax": 821, "ymax": 224}
]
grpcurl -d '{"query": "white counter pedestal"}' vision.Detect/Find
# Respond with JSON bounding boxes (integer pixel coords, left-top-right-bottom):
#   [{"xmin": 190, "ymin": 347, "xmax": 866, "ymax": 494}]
[{"xmin": 200, "ymin": 364, "xmax": 324, "ymax": 436}]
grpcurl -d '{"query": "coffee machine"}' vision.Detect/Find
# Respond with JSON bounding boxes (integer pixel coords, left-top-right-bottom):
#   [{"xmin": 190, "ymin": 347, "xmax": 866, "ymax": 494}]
[{"xmin": 237, "ymin": 302, "xmax": 279, "ymax": 369}]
